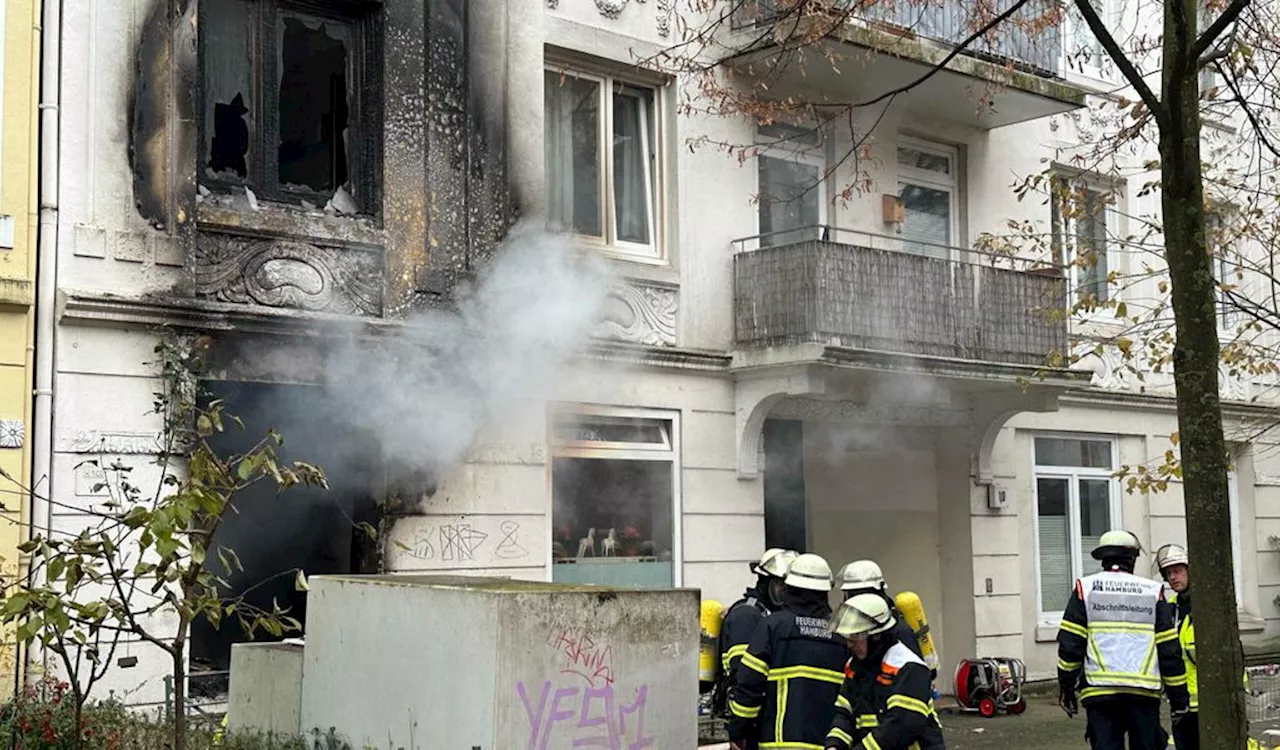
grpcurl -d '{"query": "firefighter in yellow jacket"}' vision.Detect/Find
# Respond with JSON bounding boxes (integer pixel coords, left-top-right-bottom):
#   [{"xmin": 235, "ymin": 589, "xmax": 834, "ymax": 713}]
[{"xmin": 1155, "ymin": 542, "xmax": 1251, "ymax": 750}]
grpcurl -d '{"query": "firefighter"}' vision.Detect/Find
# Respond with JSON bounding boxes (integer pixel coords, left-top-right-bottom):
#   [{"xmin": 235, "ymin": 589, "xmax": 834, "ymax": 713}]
[
  {"xmin": 825, "ymin": 593, "xmax": 945, "ymax": 750},
  {"xmin": 728, "ymin": 553, "xmax": 848, "ymax": 750},
  {"xmin": 1058, "ymin": 530, "xmax": 1189, "ymax": 750},
  {"xmin": 1155, "ymin": 542, "xmax": 1250, "ymax": 750},
  {"xmin": 712, "ymin": 548, "xmax": 798, "ymax": 718},
  {"xmin": 838, "ymin": 560, "xmax": 926, "ymax": 663}
]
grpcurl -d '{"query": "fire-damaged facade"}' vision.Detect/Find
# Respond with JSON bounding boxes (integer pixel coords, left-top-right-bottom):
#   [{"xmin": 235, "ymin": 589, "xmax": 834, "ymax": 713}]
[{"xmin": 40, "ymin": 0, "xmax": 1280, "ymax": 706}]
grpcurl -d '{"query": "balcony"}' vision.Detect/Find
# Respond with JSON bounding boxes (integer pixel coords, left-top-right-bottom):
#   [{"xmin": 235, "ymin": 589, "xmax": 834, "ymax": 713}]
[
  {"xmin": 733, "ymin": 0, "xmax": 1086, "ymax": 129},
  {"xmin": 732, "ymin": 227, "xmax": 1069, "ymax": 371}
]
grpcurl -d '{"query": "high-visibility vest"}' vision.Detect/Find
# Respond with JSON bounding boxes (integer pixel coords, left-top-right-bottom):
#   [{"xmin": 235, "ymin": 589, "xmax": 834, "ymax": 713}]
[
  {"xmin": 1168, "ymin": 592, "xmax": 1249, "ymax": 711},
  {"xmin": 1080, "ymin": 571, "xmax": 1165, "ymax": 693}
]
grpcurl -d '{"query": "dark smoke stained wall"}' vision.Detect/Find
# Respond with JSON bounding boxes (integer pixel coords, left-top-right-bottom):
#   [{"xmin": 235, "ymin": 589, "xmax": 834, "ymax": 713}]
[
  {"xmin": 130, "ymin": 0, "xmax": 516, "ymax": 317},
  {"xmin": 126, "ymin": 0, "xmax": 522, "ymax": 677}
]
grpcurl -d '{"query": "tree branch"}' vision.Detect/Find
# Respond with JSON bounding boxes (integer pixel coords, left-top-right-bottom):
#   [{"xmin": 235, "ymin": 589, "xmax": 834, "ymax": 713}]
[
  {"xmin": 1193, "ymin": 0, "xmax": 1251, "ymax": 62},
  {"xmin": 1073, "ymin": 0, "xmax": 1168, "ymax": 129}
]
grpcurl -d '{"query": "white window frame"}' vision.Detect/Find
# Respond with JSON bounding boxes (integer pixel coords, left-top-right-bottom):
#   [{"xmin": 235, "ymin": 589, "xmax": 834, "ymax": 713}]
[
  {"xmin": 1031, "ymin": 434, "xmax": 1123, "ymax": 624},
  {"xmin": 1062, "ymin": 0, "xmax": 1119, "ymax": 85},
  {"xmin": 755, "ymin": 122, "xmax": 828, "ymax": 244},
  {"xmin": 1051, "ymin": 171, "xmax": 1119, "ymax": 310},
  {"xmin": 896, "ymin": 136, "xmax": 959, "ymax": 259},
  {"xmin": 1229, "ymin": 468, "xmax": 1243, "ymax": 608},
  {"xmin": 547, "ymin": 405, "xmax": 683, "ymax": 587},
  {"xmin": 543, "ymin": 65, "xmax": 665, "ymax": 263}
]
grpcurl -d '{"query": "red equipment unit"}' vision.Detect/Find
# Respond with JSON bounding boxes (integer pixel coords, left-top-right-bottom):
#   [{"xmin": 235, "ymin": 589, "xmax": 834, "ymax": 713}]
[{"xmin": 953, "ymin": 657, "xmax": 1027, "ymax": 717}]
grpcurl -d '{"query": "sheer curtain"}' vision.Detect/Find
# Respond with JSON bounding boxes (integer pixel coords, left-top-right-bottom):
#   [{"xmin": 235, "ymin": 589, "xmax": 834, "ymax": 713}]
[
  {"xmin": 544, "ymin": 72, "xmax": 602, "ymax": 237},
  {"xmin": 613, "ymin": 87, "xmax": 654, "ymax": 246}
]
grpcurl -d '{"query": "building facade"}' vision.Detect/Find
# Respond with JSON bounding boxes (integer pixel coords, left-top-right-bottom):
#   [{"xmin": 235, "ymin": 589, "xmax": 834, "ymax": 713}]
[
  {"xmin": 0, "ymin": 0, "xmax": 41, "ymax": 695},
  {"xmin": 37, "ymin": 0, "xmax": 1280, "ymax": 706}
]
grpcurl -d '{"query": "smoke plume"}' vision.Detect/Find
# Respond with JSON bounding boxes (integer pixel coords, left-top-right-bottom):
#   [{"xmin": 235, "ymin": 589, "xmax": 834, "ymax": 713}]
[{"xmin": 323, "ymin": 222, "xmax": 611, "ymax": 486}]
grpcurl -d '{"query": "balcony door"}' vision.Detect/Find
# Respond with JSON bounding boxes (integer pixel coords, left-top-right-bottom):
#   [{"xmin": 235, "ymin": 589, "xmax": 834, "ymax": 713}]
[{"xmin": 897, "ymin": 138, "xmax": 958, "ymax": 260}]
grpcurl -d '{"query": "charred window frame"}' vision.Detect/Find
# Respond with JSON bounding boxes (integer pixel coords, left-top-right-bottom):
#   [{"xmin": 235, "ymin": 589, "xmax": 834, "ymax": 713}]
[{"xmin": 199, "ymin": 0, "xmax": 381, "ymax": 213}]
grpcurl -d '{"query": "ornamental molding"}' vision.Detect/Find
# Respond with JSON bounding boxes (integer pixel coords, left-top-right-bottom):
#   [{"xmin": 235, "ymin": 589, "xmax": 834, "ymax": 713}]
[
  {"xmin": 770, "ymin": 397, "xmax": 971, "ymax": 427},
  {"xmin": 192, "ymin": 232, "xmax": 383, "ymax": 317},
  {"xmin": 58, "ymin": 431, "xmax": 166, "ymax": 455},
  {"xmin": 594, "ymin": 280, "xmax": 678, "ymax": 348},
  {"xmin": 547, "ymin": 0, "xmax": 672, "ymax": 36}
]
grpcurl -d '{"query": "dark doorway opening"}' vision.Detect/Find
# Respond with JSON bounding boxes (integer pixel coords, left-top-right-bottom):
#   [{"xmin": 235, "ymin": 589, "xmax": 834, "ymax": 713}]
[
  {"xmin": 763, "ymin": 419, "xmax": 806, "ymax": 551},
  {"xmin": 189, "ymin": 381, "xmax": 380, "ymax": 698}
]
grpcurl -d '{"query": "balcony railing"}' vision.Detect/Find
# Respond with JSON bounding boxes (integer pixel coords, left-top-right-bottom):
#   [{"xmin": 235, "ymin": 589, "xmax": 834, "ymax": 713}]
[
  {"xmin": 733, "ymin": 227, "xmax": 1068, "ymax": 368},
  {"xmin": 742, "ymin": 0, "xmax": 1063, "ymax": 78},
  {"xmin": 859, "ymin": 0, "xmax": 1063, "ymax": 76}
]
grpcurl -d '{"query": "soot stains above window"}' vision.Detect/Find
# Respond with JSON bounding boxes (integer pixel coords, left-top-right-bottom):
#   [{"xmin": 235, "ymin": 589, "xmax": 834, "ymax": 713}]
[
  {"xmin": 198, "ymin": 1, "xmax": 372, "ymax": 212},
  {"xmin": 277, "ymin": 16, "xmax": 350, "ymax": 195}
]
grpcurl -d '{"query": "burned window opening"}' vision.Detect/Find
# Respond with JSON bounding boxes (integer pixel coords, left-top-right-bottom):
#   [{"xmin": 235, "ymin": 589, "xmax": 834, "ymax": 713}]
[
  {"xmin": 277, "ymin": 16, "xmax": 351, "ymax": 195},
  {"xmin": 197, "ymin": 0, "xmax": 374, "ymax": 213}
]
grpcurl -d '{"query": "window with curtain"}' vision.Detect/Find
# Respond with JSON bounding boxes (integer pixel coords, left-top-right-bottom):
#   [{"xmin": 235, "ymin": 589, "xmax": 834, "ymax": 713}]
[
  {"xmin": 1051, "ymin": 175, "xmax": 1115, "ymax": 306},
  {"xmin": 1034, "ymin": 436, "xmax": 1120, "ymax": 618},
  {"xmin": 897, "ymin": 140, "xmax": 957, "ymax": 260},
  {"xmin": 756, "ymin": 122, "xmax": 824, "ymax": 248},
  {"xmin": 544, "ymin": 68, "xmax": 661, "ymax": 259}
]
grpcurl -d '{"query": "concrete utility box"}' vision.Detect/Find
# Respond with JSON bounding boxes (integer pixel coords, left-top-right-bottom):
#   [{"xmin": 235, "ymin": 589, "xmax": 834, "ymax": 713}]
[
  {"xmin": 227, "ymin": 642, "xmax": 304, "ymax": 737},
  {"xmin": 300, "ymin": 575, "xmax": 699, "ymax": 749}
]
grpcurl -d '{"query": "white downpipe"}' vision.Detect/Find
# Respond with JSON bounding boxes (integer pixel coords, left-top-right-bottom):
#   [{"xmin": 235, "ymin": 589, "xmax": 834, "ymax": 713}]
[{"xmin": 30, "ymin": 0, "xmax": 62, "ymax": 681}]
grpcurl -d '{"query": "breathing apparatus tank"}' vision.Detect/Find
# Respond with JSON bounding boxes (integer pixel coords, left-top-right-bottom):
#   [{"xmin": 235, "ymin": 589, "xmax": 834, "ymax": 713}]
[
  {"xmin": 699, "ymin": 599, "xmax": 724, "ymax": 684},
  {"xmin": 894, "ymin": 591, "xmax": 939, "ymax": 672}
]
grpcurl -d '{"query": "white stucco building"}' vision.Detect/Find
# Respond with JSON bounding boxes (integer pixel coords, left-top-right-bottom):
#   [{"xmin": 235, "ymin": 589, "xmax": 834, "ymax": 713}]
[{"xmin": 35, "ymin": 0, "xmax": 1280, "ymax": 708}]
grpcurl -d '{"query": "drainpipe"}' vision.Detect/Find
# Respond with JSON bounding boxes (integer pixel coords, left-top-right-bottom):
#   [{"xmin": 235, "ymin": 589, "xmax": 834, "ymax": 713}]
[{"xmin": 28, "ymin": 0, "xmax": 62, "ymax": 684}]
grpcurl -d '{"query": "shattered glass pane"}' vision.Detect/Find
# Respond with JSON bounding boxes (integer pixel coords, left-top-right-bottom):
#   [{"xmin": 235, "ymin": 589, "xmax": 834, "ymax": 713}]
[
  {"xmin": 277, "ymin": 13, "xmax": 352, "ymax": 196},
  {"xmin": 202, "ymin": 0, "xmax": 253, "ymax": 181}
]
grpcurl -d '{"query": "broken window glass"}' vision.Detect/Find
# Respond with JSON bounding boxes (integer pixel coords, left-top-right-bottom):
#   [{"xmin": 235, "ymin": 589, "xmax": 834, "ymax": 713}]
[
  {"xmin": 202, "ymin": 0, "xmax": 253, "ymax": 181},
  {"xmin": 277, "ymin": 13, "xmax": 352, "ymax": 196}
]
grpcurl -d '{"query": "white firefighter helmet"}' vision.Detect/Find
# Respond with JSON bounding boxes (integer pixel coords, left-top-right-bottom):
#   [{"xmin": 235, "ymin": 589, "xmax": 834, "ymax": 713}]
[
  {"xmin": 1091, "ymin": 529, "xmax": 1142, "ymax": 560},
  {"xmin": 831, "ymin": 593, "xmax": 897, "ymax": 638},
  {"xmin": 838, "ymin": 560, "xmax": 885, "ymax": 591},
  {"xmin": 752, "ymin": 548, "xmax": 798, "ymax": 579},
  {"xmin": 1155, "ymin": 543, "xmax": 1189, "ymax": 571},
  {"xmin": 784, "ymin": 553, "xmax": 833, "ymax": 592}
]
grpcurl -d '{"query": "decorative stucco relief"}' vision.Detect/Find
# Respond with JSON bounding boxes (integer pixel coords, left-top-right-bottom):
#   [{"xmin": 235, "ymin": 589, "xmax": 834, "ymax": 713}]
[
  {"xmin": 1073, "ymin": 340, "xmax": 1258, "ymax": 403},
  {"xmin": 192, "ymin": 233, "xmax": 383, "ymax": 317},
  {"xmin": 594, "ymin": 281, "xmax": 678, "ymax": 347},
  {"xmin": 0, "ymin": 420, "xmax": 23, "ymax": 449},
  {"xmin": 547, "ymin": 0, "xmax": 671, "ymax": 35},
  {"xmin": 58, "ymin": 431, "xmax": 167, "ymax": 455},
  {"xmin": 770, "ymin": 397, "xmax": 971, "ymax": 427}
]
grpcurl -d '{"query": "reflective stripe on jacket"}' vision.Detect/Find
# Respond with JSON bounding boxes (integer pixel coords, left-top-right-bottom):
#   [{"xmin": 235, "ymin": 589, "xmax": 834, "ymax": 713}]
[
  {"xmin": 1080, "ymin": 571, "xmax": 1167, "ymax": 693},
  {"xmin": 1057, "ymin": 568, "xmax": 1188, "ymax": 708},
  {"xmin": 727, "ymin": 605, "xmax": 848, "ymax": 748},
  {"xmin": 825, "ymin": 643, "xmax": 944, "ymax": 750}
]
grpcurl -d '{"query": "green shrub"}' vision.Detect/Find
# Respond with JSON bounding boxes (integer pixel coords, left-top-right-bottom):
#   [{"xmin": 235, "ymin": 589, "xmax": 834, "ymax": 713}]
[{"xmin": 0, "ymin": 677, "xmax": 306, "ymax": 750}]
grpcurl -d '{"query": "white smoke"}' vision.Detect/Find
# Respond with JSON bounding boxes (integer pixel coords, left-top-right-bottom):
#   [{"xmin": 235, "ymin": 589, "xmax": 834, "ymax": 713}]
[{"xmin": 322, "ymin": 222, "xmax": 611, "ymax": 484}]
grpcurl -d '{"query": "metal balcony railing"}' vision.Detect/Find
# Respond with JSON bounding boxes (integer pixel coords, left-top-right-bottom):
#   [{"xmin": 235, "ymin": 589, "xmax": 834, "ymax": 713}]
[
  {"xmin": 732, "ymin": 226, "xmax": 1069, "ymax": 368},
  {"xmin": 742, "ymin": 0, "xmax": 1064, "ymax": 78},
  {"xmin": 859, "ymin": 0, "xmax": 1063, "ymax": 76}
]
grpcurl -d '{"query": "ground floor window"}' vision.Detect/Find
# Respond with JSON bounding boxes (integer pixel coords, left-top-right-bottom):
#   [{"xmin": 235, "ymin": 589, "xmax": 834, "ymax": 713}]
[
  {"xmin": 550, "ymin": 409, "xmax": 679, "ymax": 587},
  {"xmin": 1033, "ymin": 435, "xmax": 1120, "ymax": 619}
]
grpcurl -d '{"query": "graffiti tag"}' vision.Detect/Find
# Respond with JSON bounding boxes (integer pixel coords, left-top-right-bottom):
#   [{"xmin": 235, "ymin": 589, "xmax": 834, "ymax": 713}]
[
  {"xmin": 549, "ymin": 627, "xmax": 615, "ymax": 687},
  {"xmin": 516, "ymin": 680, "xmax": 654, "ymax": 750}
]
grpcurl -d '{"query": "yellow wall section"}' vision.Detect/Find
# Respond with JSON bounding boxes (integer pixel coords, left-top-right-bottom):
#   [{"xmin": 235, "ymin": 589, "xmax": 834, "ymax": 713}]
[{"xmin": 0, "ymin": 0, "xmax": 41, "ymax": 695}]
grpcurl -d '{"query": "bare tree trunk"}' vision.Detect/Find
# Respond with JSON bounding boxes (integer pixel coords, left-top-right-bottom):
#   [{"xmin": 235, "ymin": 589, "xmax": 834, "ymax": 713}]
[{"xmin": 1161, "ymin": 1, "xmax": 1248, "ymax": 747}]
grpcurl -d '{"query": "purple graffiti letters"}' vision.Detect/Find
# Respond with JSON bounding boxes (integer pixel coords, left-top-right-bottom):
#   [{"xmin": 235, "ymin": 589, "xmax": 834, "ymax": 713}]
[{"xmin": 516, "ymin": 681, "xmax": 655, "ymax": 750}]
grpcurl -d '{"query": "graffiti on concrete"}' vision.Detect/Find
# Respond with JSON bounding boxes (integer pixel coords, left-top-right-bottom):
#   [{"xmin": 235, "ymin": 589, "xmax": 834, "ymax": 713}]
[
  {"xmin": 548, "ymin": 627, "xmax": 615, "ymax": 687},
  {"xmin": 516, "ymin": 680, "xmax": 654, "ymax": 750},
  {"xmin": 494, "ymin": 520, "xmax": 528, "ymax": 559},
  {"xmin": 389, "ymin": 515, "xmax": 540, "ymax": 569}
]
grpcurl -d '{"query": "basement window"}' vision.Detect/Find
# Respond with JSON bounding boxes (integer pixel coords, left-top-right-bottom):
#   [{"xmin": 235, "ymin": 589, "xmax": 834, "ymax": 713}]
[
  {"xmin": 550, "ymin": 411, "xmax": 679, "ymax": 588},
  {"xmin": 199, "ymin": 0, "xmax": 377, "ymax": 211}
]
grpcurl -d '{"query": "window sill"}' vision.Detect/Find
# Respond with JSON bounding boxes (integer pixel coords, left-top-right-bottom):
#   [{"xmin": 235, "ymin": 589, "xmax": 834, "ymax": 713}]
[
  {"xmin": 577, "ymin": 247, "xmax": 680, "ymax": 287},
  {"xmin": 1035, "ymin": 623, "xmax": 1060, "ymax": 643},
  {"xmin": 197, "ymin": 197, "xmax": 385, "ymax": 248}
]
